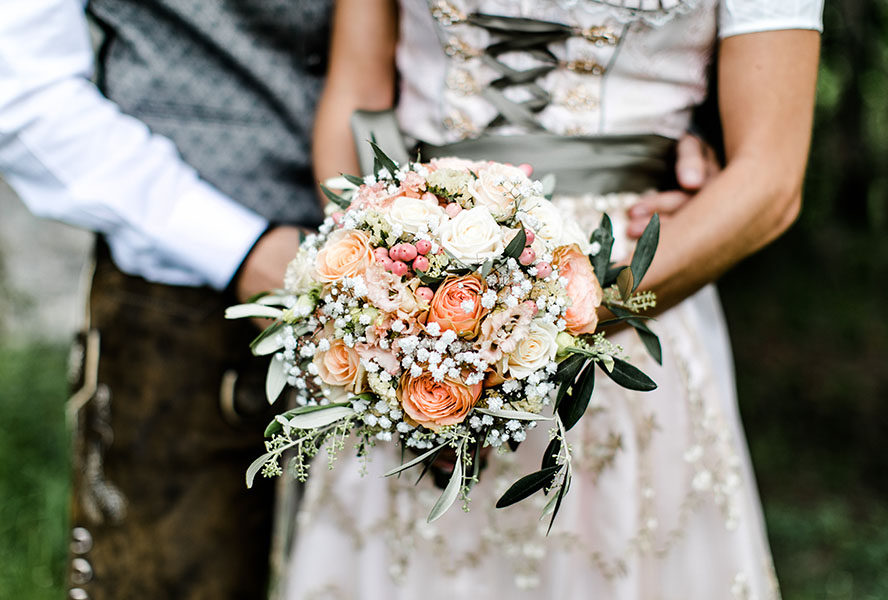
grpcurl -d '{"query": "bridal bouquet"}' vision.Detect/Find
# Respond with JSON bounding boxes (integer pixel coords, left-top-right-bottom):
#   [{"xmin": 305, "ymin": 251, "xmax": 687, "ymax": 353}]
[{"xmin": 227, "ymin": 144, "xmax": 662, "ymax": 528}]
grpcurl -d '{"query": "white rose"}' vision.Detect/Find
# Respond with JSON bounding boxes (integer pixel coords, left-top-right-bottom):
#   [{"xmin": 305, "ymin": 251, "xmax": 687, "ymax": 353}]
[
  {"xmin": 559, "ymin": 218, "xmax": 593, "ymax": 255},
  {"xmin": 385, "ymin": 195, "xmax": 446, "ymax": 235},
  {"xmin": 520, "ymin": 196, "xmax": 563, "ymax": 250},
  {"xmin": 430, "ymin": 156, "xmax": 485, "ymax": 171},
  {"xmin": 503, "ymin": 320, "xmax": 559, "ymax": 379},
  {"xmin": 470, "ymin": 163, "xmax": 529, "ymax": 220},
  {"xmin": 284, "ymin": 250, "xmax": 317, "ymax": 294},
  {"xmin": 439, "ymin": 206, "xmax": 505, "ymax": 264}
]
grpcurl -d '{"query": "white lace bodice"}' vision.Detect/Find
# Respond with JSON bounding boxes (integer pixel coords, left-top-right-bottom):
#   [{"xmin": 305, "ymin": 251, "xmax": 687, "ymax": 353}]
[{"xmin": 395, "ymin": 0, "xmax": 823, "ymax": 144}]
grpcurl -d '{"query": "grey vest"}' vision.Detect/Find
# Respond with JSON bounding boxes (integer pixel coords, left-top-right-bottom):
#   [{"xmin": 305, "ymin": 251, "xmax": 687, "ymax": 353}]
[{"xmin": 87, "ymin": 0, "xmax": 332, "ymax": 226}]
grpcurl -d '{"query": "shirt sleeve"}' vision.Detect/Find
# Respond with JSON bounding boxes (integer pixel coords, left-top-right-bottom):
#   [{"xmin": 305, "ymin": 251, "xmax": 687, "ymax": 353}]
[
  {"xmin": 0, "ymin": 0, "xmax": 269, "ymax": 290},
  {"xmin": 719, "ymin": 0, "xmax": 825, "ymax": 39}
]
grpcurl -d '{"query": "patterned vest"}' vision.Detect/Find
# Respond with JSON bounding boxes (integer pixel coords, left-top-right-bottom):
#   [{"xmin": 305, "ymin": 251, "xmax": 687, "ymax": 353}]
[{"xmin": 87, "ymin": 0, "xmax": 332, "ymax": 226}]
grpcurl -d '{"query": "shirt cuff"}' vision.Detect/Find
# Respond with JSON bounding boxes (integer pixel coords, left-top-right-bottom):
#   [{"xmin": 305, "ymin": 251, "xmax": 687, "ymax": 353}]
[
  {"xmin": 719, "ymin": 18, "xmax": 824, "ymax": 39},
  {"xmin": 163, "ymin": 183, "xmax": 269, "ymax": 290}
]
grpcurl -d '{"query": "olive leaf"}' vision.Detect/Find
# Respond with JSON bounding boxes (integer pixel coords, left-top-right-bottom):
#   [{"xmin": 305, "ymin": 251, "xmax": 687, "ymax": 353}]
[
  {"xmin": 628, "ymin": 213, "xmax": 659, "ymax": 291},
  {"xmin": 342, "ymin": 173, "xmax": 366, "ymax": 187},
  {"xmin": 558, "ymin": 362, "xmax": 595, "ymax": 431},
  {"xmin": 616, "ymin": 267, "xmax": 634, "ymax": 302},
  {"xmin": 319, "ymin": 184, "xmax": 351, "ymax": 209},
  {"xmin": 589, "ymin": 214, "xmax": 615, "ymax": 282},
  {"xmin": 601, "ymin": 357, "xmax": 657, "ymax": 391},
  {"xmin": 383, "ymin": 441, "xmax": 449, "ymax": 477},
  {"xmin": 504, "ymin": 227, "xmax": 527, "ymax": 260},
  {"xmin": 427, "ymin": 450, "xmax": 464, "ymax": 523},
  {"xmin": 246, "ymin": 450, "xmax": 277, "ymax": 489},
  {"xmin": 369, "ymin": 140, "xmax": 400, "ymax": 179},
  {"xmin": 496, "ymin": 465, "xmax": 560, "ymax": 508},
  {"xmin": 225, "ymin": 304, "xmax": 283, "ymax": 320},
  {"xmin": 264, "ymin": 402, "xmax": 351, "ymax": 437},
  {"xmin": 265, "ymin": 357, "xmax": 289, "ymax": 405}
]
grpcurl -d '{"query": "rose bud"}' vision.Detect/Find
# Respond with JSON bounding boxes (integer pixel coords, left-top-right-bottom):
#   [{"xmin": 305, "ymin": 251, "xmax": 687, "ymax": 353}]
[
  {"xmin": 415, "ymin": 239, "xmax": 432, "ymax": 255},
  {"xmin": 444, "ymin": 203, "xmax": 462, "ymax": 218},
  {"xmin": 535, "ymin": 261, "xmax": 553, "ymax": 278},
  {"xmin": 519, "ymin": 247, "xmax": 536, "ymax": 266},
  {"xmin": 415, "ymin": 286, "xmax": 434, "ymax": 303},
  {"xmin": 413, "ymin": 255, "xmax": 430, "ymax": 272},
  {"xmin": 390, "ymin": 260, "xmax": 409, "ymax": 277}
]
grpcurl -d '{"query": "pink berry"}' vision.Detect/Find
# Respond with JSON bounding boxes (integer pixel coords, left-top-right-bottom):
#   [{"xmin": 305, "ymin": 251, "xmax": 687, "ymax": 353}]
[
  {"xmin": 536, "ymin": 262, "xmax": 553, "ymax": 278},
  {"xmin": 390, "ymin": 260, "xmax": 409, "ymax": 277},
  {"xmin": 380, "ymin": 256, "xmax": 394, "ymax": 271},
  {"xmin": 331, "ymin": 211, "xmax": 344, "ymax": 224},
  {"xmin": 444, "ymin": 203, "xmax": 462, "ymax": 218},
  {"xmin": 399, "ymin": 243, "xmax": 418, "ymax": 262},
  {"xmin": 524, "ymin": 229, "xmax": 535, "ymax": 246},
  {"xmin": 422, "ymin": 192, "xmax": 438, "ymax": 204},
  {"xmin": 523, "ymin": 300, "xmax": 539, "ymax": 315},
  {"xmin": 415, "ymin": 239, "xmax": 432, "ymax": 255},
  {"xmin": 416, "ymin": 286, "xmax": 434, "ymax": 303},
  {"xmin": 519, "ymin": 247, "xmax": 536, "ymax": 266},
  {"xmin": 374, "ymin": 247, "xmax": 390, "ymax": 260},
  {"xmin": 413, "ymin": 256, "xmax": 430, "ymax": 272},
  {"xmin": 518, "ymin": 163, "xmax": 534, "ymax": 177}
]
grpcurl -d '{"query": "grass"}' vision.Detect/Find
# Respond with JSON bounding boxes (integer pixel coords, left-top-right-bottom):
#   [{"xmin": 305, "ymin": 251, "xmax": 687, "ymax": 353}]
[{"xmin": 0, "ymin": 344, "xmax": 70, "ymax": 599}]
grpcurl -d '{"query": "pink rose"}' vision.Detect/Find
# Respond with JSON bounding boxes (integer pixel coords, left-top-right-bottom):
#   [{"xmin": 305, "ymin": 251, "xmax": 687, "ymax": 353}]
[
  {"xmin": 426, "ymin": 275, "xmax": 488, "ymax": 338},
  {"xmin": 315, "ymin": 229, "xmax": 375, "ymax": 282},
  {"xmin": 314, "ymin": 339, "xmax": 362, "ymax": 391},
  {"xmin": 399, "ymin": 372, "xmax": 482, "ymax": 430},
  {"xmin": 552, "ymin": 244, "xmax": 603, "ymax": 335}
]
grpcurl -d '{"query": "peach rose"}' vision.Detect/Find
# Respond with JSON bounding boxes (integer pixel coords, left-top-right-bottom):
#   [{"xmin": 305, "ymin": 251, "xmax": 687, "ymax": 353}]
[
  {"xmin": 552, "ymin": 244, "xmax": 603, "ymax": 335},
  {"xmin": 315, "ymin": 229, "xmax": 375, "ymax": 282},
  {"xmin": 314, "ymin": 339, "xmax": 362, "ymax": 391},
  {"xmin": 398, "ymin": 372, "xmax": 482, "ymax": 430},
  {"xmin": 426, "ymin": 274, "xmax": 488, "ymax": 338}
]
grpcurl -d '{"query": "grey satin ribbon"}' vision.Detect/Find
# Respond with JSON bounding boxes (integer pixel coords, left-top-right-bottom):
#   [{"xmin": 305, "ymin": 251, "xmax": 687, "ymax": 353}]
[
  {"xmin": 421, "ymin": 133, "xmax": 677, "ymax": 195},
  {"xmin": 351, "ymin": 110, "xmax": 676, "ymax": 195}
]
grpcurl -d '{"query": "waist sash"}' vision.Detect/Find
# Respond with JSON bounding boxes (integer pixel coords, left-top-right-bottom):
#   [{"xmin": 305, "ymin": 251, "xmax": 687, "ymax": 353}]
[{"xmin": 421, "ymin": 133, "xmax": 677, "ymax": 195}]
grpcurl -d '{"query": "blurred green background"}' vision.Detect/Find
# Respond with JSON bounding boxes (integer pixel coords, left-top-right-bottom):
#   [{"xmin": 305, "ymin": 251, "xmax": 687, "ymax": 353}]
[{"xmin": 1, "ymin": 2, "xmax": 887, "ymax": 598}]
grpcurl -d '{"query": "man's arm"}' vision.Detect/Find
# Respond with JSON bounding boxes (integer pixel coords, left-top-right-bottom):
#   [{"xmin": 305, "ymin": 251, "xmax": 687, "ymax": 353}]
[{"xmin": 0, "ymin": 0, "xmax": 268, "ymax": 290}]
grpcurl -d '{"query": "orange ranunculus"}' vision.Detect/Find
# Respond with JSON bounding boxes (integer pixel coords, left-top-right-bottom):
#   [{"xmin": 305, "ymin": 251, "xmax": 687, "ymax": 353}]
[
  {"xmin": 425, "ymin": 274, "xmax": 488, "ymax": 338},
  {"xmin": 315, "ymin": 229, "xmax": 375, "ymax": 282},
  {"xmin": 398, "ymin": 372, "xmax": 482, "ymax": 430},
  {"xmin": 314, "ymin": 339, "xmax": 361, "ymax": 391},
  {"xmin": 552, "ymin": 244, "xmax": 603, "ymax": 335}
]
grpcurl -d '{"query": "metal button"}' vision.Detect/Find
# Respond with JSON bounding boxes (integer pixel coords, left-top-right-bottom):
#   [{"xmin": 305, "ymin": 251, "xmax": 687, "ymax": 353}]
[
  {"xmin": 70, "ymin": 527, "xmax": 93, "ymax": 554},
  {"xmin": 69, "ymin": 589, "xmax": 89, "ymax": 600},
  {"xmin": 70, "ymin": 558, "xmax": 93, "ymax": 585}
]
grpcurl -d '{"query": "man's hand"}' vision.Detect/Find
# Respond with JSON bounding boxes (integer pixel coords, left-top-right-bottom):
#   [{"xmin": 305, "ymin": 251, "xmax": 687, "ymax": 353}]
[
  {"xmin": 626, "ymin": 133, "xmax": 720, "ymax": 238},
  {"xmin": 234, "ymin": 225, "xmax": 303, "ymax": 304}
]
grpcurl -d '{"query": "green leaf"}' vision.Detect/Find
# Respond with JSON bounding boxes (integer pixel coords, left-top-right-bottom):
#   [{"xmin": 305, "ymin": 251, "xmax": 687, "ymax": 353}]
[
  {"xmin": 601, "ymin": 357, "xmax": 657, "ymax": 391},
  {"xmin": 246, "ymin": 450, "xmax": 277, "ymax": 489},
  {"xmin": 250, "ymin": 321, "xmax": 284, "ymax": 356},
  {"xmin": 264, "ymin": 402, "xmax": 351, "ymax": 437},
  {"xmin": 414, "ymin": 445, "xmax": 448, "ymax": 486},
  {"xmin": 602, "ymin": 265, "xmax": 624, "ymax": 288},
  {"xmin": 265, "ymin": 357, "xmax": 289, "ymax": 405},
  {"xmin": 225, "ymin": 304, "xmax": 283, "ymax": 320},
  {"xmin": 383, "ymin": 441, "xmax": 448, "ymax": 477},
  {"xmin": 427, "ymin": 449, "xmax": 463, "ymax": 523},
  {"xmin": 540, "ymin": 173, "xmax": 556, "ymax": 200},
  {"xmin": 369, "ymin": 141, "xmax": 400, "ymax": 179},
  {"xmin": 496, "ymin": 466, "xmax": 560, "ymax": 508},
  {"xmin": 286, "ymin": 405, "xmax": 354, "ymax": 430},
  {"xmin": 503, "ymin": 227, "xmax": 527, "ymax": 260},
  {"xmin": 540, "ymin": 437, "xmax": 561, "ymax": 472},
  {"xmin": 617, "ymin": 267, "xmax": 634, "ymax": 302},
  {"xmin": 590, "ymin": 214, "xmax": 615, "ymax": 282},
  {"xmin": 480, "ymin": 260, "xmax": 493, "ymax": 278},
  {"xmin": 554, "ymin": 353, "xmax": 586, "ymax": 383},
  {"xmin": 342, "ymin": 173, "xmax": 365, "ymax": 187},
  {"xmin": 634, "ymin": 323, "xmax": 662, "ymax": 365},
  {"xmin": 319, "ymin": 184, "xmax": 352, "ymax": 209},
  {"xmin": 558, "ymin": 362, "xmax": 595, "ymax": 431},
  {"xmin": 629, "ymin": 213, "xmax": 659, "ymax": 291},
  {"xmin": 419, "ymin": 273, "xmax": 446, "ymax": 286},
  {"xmin": 474, "ymin": 407, "xmax": 552, "ymax": 421},
  {"xmin": 597, "ymin": 314, "xmax": 655, "ymax": 327},
  {"xmin": 546, "ymin": 472, "xmax": 570, "ymax": 535}
]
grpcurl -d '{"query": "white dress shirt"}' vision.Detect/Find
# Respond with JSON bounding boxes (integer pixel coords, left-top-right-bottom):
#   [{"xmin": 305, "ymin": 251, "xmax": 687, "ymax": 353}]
[{"xmin": 0, "ymin": 0, "xmax": 268, "ymax": 290}]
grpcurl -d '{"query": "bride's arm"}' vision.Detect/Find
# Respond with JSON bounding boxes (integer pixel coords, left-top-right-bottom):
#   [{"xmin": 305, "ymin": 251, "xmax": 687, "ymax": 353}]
[
  {"xmin": 637, "ymin": 29, "xmax": 820, "ymax": 312},
  {"xmin": 313, "ymin": 0, "xmax": 399, "ymax": 189}
]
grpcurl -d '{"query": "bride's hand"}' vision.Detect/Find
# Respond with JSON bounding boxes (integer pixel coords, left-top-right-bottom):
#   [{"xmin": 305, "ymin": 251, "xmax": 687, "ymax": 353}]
[{"xmin": 626, "ymin": 133, "xmax": 720, "ymax": 238}]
